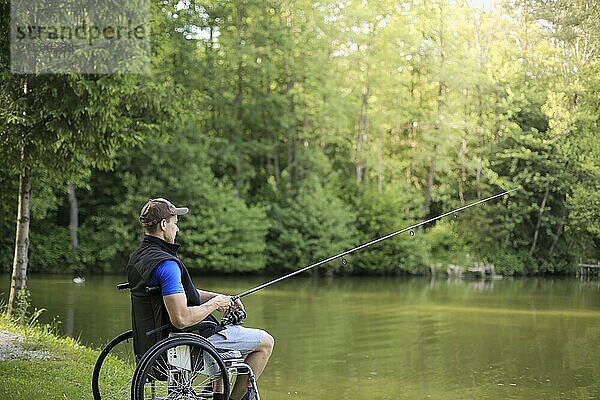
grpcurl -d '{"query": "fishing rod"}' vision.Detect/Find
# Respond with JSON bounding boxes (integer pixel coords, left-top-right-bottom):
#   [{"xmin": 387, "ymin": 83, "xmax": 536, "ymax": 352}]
[{"xmin": 222, "ymin": 189, "xmax": 516, "ymax": 324}]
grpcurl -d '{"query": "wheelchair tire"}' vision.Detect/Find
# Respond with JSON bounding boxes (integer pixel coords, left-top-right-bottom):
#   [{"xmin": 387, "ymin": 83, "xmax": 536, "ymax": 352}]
[
  {"xmin": 92, "ymin": 329, "xmax": 136, "ymax": 400},
  {"xmin": 131, "ymin": 333, "xmax": 230, "ymax": 400}
]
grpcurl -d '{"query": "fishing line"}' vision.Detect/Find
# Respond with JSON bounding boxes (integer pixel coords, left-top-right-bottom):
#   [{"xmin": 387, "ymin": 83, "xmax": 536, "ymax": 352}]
[{"xmin": 232, "ymin": 189, "xmax": 516, "ymax": 302}]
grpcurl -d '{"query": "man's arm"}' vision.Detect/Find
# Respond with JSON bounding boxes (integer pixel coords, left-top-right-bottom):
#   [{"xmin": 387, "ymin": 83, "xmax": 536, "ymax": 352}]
[
  {"xmin": 197, "ymin": 289, "xmax": 219, "ymax": 303},
  {"xmin": 198, "ymin": 289, "xmax": 245, "ymax": 310},
  {"xmin": 151, "ymin": 261, "xmax": 233, "ymax": 329},
  {"xmin": 163, "ymin": 293, "xmax": 233, "ymax": 329}
]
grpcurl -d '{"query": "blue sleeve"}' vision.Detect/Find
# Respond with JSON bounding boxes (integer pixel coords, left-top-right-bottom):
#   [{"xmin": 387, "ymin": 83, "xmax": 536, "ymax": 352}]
[{"xmin": 149, "ymin": 260, "xmax": 185, "ymax": 296}]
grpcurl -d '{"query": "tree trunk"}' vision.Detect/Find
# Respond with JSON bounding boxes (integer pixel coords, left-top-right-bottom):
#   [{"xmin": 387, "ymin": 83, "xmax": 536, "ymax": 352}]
[
  {"xmin": 474, "ymin": 8, "xmax": 485, "ymax": 197},
  {"xmin": 424, "ymin": 3, "xmax": 445, "ymax": 218},
  {"xmin": 356, "ymin": 83, "xmax": 369, "ymax": 187},
  {"xmin": 68, "ymin": 184, "xmax": 79, "ymax": 250},
  {"xmin": 293, "ymin": 132, "xmax": 299, "ymax": 184},
  {"xmin": 377, "ymin": 127, "xmax": 383, "ymax": 194},
  {"xmin": 459, "ymin": 88, "xmax": 469, "ymax": 203},
  {"xmin": 475, "ymin": 84, "xmax": 484, "ymax": 199},
  {"xmin": 231, "ymin": 3, "xmax": 245, "ymax": 197},
  {"xmin": 549, "ymin": 205, "xmax": 568, "ymax": 255},
  {"xmin": 283, "ymin": 33, "xmax": 295, "ymax": 189},
  {"xmin": 299, "ymin": 107, "xmax": 309, "ymax": 182},
  {"xmin": 287, "ymin": 136, "xmax": 294, "ymax": 187},
  {"xmin": 7, "ymin": 147, "xmax": 32, "ymax": 317},
  {"xmin": 233, "ymin": 61, "xmax": 244, "ymax": 197},
  {"xmin": 272, "ymin": 132, "xmax": 280, "ymax": 185},
  {"xmin": 458, "ymin": 138, "xmax": 467, "ymax": 203},
  {"xmin": 423, "ymin": 145, "xmax": 437, "ymax": 217},
  {"xmin": 476, "ymin": 157, "xmax": 482, "ymax": 199},
  {"xmin": 263, "ymin": 59, "xmax": 279, "ymax": 185},
  {"xmin": 262, "ymin": 72, "xmax": 281, "ymax": 187},
  {"xmin": 529, "ymin": 185, "xmax": 550, "ymax": 256}
]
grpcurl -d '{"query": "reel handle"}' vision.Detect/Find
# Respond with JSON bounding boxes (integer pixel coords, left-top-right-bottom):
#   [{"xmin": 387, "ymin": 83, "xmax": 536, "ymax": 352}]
[{"xmin": 221, "ymin": 305, "xmax": 247, "ymax": 326}]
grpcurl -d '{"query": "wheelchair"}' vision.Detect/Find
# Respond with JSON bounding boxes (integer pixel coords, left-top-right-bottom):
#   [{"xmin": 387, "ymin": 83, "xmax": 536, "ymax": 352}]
[{"xmin": 91, "ymin": 283, "xmax": 260, "ymax": 400}]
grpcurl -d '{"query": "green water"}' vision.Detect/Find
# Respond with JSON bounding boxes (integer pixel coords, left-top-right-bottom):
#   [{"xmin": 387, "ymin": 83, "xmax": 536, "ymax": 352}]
[{"xmin": 6, "ymin": 274, "xmax": 600, "ymax": 399}]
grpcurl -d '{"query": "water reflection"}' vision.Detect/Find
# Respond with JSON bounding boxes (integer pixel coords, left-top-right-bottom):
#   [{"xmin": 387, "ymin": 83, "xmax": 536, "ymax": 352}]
[{"xmin": 3, "ymin": 274, "xmax": 599, "ymax": 399}]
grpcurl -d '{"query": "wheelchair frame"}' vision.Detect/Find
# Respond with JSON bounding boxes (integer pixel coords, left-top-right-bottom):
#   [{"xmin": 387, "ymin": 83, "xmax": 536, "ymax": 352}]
[{"xmin": 91, "ymin": 283, "xmax": 260, "ymax": 400}]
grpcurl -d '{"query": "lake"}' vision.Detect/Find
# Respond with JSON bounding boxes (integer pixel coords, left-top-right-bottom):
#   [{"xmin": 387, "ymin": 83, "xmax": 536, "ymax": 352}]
[{"xmin": 4, "ymin": 274, "xmax": 600, "ymax": 399}]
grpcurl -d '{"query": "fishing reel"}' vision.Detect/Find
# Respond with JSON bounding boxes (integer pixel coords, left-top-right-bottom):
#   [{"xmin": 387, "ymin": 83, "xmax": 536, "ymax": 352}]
[{"xmin": 222, "ymin": 306, "xmax": 247, "ymax": 325}]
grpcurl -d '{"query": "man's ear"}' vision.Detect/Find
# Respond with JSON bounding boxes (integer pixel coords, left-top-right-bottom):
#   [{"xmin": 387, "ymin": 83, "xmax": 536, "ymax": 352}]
[{"xmin": 160, "ymin": 219, "xmax": 167, "ymax": 231}]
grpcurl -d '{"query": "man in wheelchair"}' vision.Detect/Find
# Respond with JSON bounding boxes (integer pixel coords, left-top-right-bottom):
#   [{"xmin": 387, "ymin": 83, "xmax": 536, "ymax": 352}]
[{"xmin": 127, "ymin": 198, "xmax": 274, "ymax": 400}]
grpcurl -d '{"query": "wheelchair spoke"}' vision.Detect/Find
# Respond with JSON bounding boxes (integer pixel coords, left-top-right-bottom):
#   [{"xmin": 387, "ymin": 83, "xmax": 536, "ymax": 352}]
[
  {"xmin": 145, "ymin": 359, "xmax": 169, "ymax": 382},
  {"xmin": 134, "ymin": 336, "xmax": 231, "ymax": 400}
]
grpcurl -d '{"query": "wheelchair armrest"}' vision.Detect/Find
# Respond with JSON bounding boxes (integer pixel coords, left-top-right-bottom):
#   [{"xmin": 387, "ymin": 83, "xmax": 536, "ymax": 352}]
[
  {"xmin": 179, "ymin": 320, "xmax": 218, "ymax": 333},
  {"xmin": 167, "ymin": 320, "xmax": 219, "ymax": 339},
  {"xmin": 120, "ymin": 283, "xmax": 160, "ymax": 294},
  {"xmin": 145, "ymin": 286, "xmax": 160, "ymax": 295}
]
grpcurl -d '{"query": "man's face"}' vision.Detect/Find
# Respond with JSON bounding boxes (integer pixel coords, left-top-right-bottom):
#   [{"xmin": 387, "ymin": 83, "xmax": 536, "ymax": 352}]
[{"xmin": 162, "ymin": 215, "xmax": 179, "ymax": 244}]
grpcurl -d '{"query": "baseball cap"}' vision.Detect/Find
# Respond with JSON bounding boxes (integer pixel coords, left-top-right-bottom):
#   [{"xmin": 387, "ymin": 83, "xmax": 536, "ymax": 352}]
[{"xmin": 139, "ymin": 198, "xmax": 189, "ymax": 227}]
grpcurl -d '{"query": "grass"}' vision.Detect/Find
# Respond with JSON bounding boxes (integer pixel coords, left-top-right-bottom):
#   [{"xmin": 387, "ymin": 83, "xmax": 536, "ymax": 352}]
[{"xmin": 0, "ymin": 314, "xmax": 101, "ymax": 400}]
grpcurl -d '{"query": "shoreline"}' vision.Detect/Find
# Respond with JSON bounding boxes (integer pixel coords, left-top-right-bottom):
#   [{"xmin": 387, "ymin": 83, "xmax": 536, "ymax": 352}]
[{"xmin": 0, "ymin": 315, "xmax": 100, "ymax": 400}]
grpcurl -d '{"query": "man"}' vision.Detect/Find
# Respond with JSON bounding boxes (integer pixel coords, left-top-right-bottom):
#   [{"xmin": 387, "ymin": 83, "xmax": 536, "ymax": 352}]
[{"xmin": 127, "ymin": 198, "xmax": 274, "ymax": 400}]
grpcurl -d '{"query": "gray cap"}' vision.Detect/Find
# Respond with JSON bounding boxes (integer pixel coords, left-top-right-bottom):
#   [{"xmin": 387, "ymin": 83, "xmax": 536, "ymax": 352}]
[{"xmin": 139, "ymin": 198, "xmax": 189, "ymax": 227}]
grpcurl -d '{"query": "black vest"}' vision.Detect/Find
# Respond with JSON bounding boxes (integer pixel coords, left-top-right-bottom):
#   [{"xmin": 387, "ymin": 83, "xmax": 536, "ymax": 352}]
[{"xmin": 126, "ymin": 235, "xmax": 218, "ymax": 358}]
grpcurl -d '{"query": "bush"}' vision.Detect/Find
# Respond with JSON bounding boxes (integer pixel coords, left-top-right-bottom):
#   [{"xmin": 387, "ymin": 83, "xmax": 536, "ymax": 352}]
[
  {"xmin": 352, "ymin": 187, "xmax": 429, "ymax": 275},
  {"xmin": 266, "ymin": 177, "xmax": 358, "ymax": 274},
  {"xmin": 425, "ymin": 220, "xmax": 471, "ymax": 267}
]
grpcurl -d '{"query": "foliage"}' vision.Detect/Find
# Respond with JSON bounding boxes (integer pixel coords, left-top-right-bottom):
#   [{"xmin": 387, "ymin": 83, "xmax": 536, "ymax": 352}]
[
  {"xmin": 74, "ymin": 125, "xmax": 270, "ymax": 274},
  {"xmin": 0, "ymin": 166, "xmax": 17, "ymax": 270},
  {"xmin": 1, "ymin": 0, "xmax": 599, "ymax": 277},
  {"xmin": 351, "ymin": 186, "xmax": 429, "ymax": 275},
  {"xmin": 426, "ymin": 220, "xmax": 471, "ymax": 267},
  {"xmin": 266, "ymin": 172, "xmax": 358, "ymax": 274}
]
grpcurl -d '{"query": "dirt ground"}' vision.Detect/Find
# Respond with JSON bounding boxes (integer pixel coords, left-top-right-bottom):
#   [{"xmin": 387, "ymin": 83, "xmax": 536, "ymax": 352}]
[{"xmin": 0, "ymin": 330, "xmax": 51, "ymax": 361}]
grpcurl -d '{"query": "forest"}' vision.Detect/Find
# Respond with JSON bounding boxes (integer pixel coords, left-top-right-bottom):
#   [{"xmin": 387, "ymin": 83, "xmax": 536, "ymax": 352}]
[{"xmin": 1, "ymin": 0, "xmax": 598, "ymax": 279}]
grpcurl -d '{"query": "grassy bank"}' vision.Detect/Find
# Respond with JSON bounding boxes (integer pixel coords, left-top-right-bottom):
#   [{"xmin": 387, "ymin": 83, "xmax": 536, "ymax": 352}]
[{"xmin": 0, "ymin": 314, "xmax": 99, "ymax": 400}]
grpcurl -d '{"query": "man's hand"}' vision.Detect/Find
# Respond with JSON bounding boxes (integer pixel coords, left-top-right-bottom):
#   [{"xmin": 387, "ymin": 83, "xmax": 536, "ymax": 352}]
[
  {"xmin": 208, "ymin": 294, "xmax": 234, "ymax": 312},
  {"xmin": 233, "ymin": 297, "xmax": 245, "ymax": 311}
]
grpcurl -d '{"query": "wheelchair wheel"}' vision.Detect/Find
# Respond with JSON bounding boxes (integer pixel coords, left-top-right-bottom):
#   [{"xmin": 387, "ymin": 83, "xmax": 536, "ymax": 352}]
[
  {"xmin": 132, "ymin": 334, "xmax": 230, "ymax": 400},
  {"xmin": 92, "ymin": 330, "xmax": 136, "ymax": 400}
]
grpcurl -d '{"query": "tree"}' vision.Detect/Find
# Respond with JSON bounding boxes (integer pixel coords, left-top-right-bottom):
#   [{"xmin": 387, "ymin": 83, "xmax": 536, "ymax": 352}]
[
  {"xmin": 266, "ymin": 153, "xmax": 358, "ymax": 274},
  {"xmin": 352, "ymin": 186, "xmax": 428, "ymax": 275},
  {"xmin": 0, "ymin": 0, "xmax": 168, "ymax": 316},
  {"xmin": 521, "ymin": 0, "xmax": 600, "ymax": 260},
  {"xmin": 2, "ymin": 0, "xmax": 598, "ymax": 278}
]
